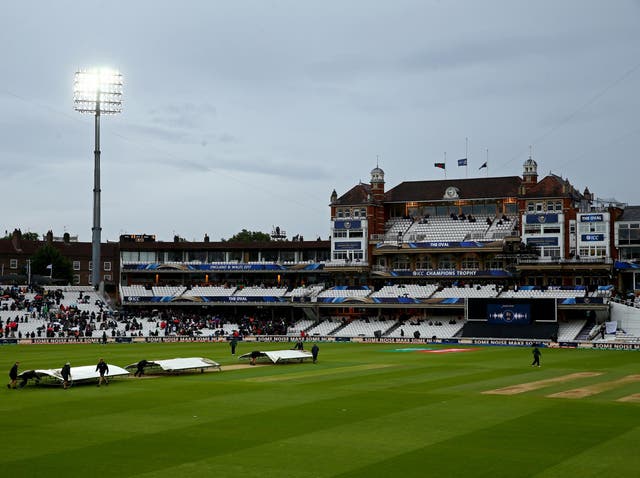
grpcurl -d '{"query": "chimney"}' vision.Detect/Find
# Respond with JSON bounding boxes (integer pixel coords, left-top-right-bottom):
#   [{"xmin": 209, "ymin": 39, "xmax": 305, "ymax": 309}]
[{"xmin": 11, "ymin": 229, "xmax": 22, "ymax": 251}]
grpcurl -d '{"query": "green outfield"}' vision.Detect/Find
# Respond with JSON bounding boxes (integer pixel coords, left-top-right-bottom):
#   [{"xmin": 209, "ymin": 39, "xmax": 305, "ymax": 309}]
[{"xmin": 1, "ymin": 342, "xmax": 639, "ymax": 477}]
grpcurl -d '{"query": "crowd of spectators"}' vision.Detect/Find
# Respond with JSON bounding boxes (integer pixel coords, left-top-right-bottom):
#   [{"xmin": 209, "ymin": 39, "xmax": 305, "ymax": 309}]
[{"xmin": 1, "ymin": 285, "xmax": 114, "ymax": 339}]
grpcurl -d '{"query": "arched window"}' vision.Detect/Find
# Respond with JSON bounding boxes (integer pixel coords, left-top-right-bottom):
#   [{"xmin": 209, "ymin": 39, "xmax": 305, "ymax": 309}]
[
  {"xmin": 415, "ymin": 255, "xmax": 433, "ymax": 270},
  {"xmin": 438, "ymin": 255, "xmax": 456, "ymax": 270},
  {"xmin": 485, "ymin": 255, "xmax": 503, "ymax": 270},
  {"xmin": 461, "ymin": 255, "xmax": 479, "ymax": 270},
  {"xmin": 392, "ymin": 255, "xmax": 411, "ymax": 270}
]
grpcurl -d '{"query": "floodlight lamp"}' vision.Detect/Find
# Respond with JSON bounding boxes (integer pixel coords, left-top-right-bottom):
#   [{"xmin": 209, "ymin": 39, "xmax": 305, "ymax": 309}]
[{"xmin": 74, "ymin": 68, "xmax": 123, "ymax": 114}]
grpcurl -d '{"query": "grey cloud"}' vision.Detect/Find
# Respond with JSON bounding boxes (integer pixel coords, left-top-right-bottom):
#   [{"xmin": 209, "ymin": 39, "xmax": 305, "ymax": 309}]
[{"xmin": 148, "ymin": 102, "xmax": 217, "ymax": 130}]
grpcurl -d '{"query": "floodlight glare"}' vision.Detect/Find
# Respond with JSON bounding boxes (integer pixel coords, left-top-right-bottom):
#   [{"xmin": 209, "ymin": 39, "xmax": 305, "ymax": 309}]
[
  {"xmin": 74, "ymin": 68, "xmax": 123, "ymax": 114},
  {"xmin": 74, "ymin": 67, "xmax": 123, "ymax": 288}
]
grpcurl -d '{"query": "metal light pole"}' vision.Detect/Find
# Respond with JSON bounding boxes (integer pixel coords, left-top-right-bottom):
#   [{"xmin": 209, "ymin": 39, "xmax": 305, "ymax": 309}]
[{"xmin": 74, "ymin": 68, "xmax": 123, "ymax": 288}]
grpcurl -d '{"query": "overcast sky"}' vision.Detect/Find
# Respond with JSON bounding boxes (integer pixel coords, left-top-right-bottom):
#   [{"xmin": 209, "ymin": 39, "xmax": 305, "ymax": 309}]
[{"xmin": 1, "ymin": 0, "xmax": 639, "ymax": 242}]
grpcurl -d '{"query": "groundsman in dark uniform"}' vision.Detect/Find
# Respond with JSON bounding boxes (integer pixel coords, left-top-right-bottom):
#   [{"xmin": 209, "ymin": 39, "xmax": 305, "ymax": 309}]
[
  {"xmin": 531, "ymin": 346, "xmax": 541, "ymax": 367},
  {"xmin": 96, "ymin": 358, "xmax": 109, "ymax": 386},
  {"xmin": 7, "ymin": 361, "xmax": 19, "ymax": 389},
  {"xmin": 61, "ymin": 362, "xmax": 72, "ymax": 390}
]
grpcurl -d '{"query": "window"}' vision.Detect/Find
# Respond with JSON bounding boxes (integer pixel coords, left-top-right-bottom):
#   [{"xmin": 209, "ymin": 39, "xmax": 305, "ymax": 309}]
[
  {"xmin": 104, "ymin": 261, "xmax": 111, "ymax": 272},
  {"xmin": 87, "ymin": 275, "xmax": 93, "ymax": 285},
  {"xmin": 337, "ymin": 208, "xmax": 344, "ymax": 218},
  {"xmin": 333, "ymin": 230, "xmax": 347, "ymax": 238},
  {"xmin": 349, "ymin": 230, "xmax": 363, "ymax": 238},
  {"xmin": 555, "ymin": 201, "xmax": 562, "ymax": 211},
  {"xmin": 461, "ymin": 255, "xmax": 479, "ymax": 270},
  {"xmin": 536, "ymin": 202, "xmax": 544, "ymax": 212},
  {"xmin": 438, "ymin": 255, "xmax": 456, "ymax": 270},
  {"xmin": 104, "ymin": 274, "xmax": 112, "ymax": 281},
  {"xmin": 579, "ymin": 246, "xmax": 606, "ymax": 258},
  {"xmin": 73, "ymin": 261, "xmax": 81, "ymax": 271},
  {"xmin": 88, "ymin": 261, "xmax": 92, "ymax": 271},
  {"xmin": 73, "ymin": 275, "xmax": 81, "ymax": 285},
  {"xmin": 527, "ymin": 202, "xmax": 535, "ymax": 212},
  {"xmin": 415, "ymin": 255, "xmax": 432, "ymax": 270},
  {"xmin": 541, "ymin": 247, "xmax": 561, "ymax": 258},
  {"xmin": 10, "ymin": 259, "xmax": 18, "ymax": 269},
  {"xmin": 392, "ymin": 255, "xmax": 410, "ymax": 270},
  {"xmin": 485, "ymin": 256, "xmax": 503, "ymax": 270}
]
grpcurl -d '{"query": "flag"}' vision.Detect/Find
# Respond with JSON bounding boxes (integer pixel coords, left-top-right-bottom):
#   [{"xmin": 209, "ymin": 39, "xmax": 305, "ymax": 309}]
[
  {"xmin": 434, "ymin": 162, "xmax": 446, "ymax": 169},
  {"xmin": 457, "ymin": 158, "xmax": 467, "ymax": 167},
  {"xmin": 479, "ymin": 162, "xmax": 488, "ymax": 170},
  {"xmin": 46, "ymin": 264, "xmax": 53, "ymax": 270}
]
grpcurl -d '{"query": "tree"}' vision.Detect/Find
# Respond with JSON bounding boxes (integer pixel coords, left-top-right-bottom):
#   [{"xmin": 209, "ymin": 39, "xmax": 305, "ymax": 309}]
[
  {"xmin": 29, "ymin": 244, "xmax": 74, "ymax": 284},
  {"xmin": 1, "ymin": 231, "xmax": 40, "ymax": 241},
  {"xmin": 222, "ymin": 229, "xmax": 271, "ymax": 242}
]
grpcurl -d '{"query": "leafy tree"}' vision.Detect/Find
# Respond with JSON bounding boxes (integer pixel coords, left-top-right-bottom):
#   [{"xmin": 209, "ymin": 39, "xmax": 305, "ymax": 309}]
[
  {"xmin": 222, "ymin": 229, "xmax": 271, "ymax": 242},
  {"xmin": 1, "ymin": 231, "xmax": 40, "ymax": 241},
  {"xmin": 29, "ymin": 244, "xmax": 73, "ymax": 284}
]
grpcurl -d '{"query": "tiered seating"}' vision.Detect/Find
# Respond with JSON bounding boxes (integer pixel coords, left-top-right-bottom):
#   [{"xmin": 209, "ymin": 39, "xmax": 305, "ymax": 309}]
[
  {"xmin": 152, "ymin": 286, "xmax": 186, "ymax": 297},
  {"xmin": 557, "ymin": 320, "xmax": 587, "ymax": 341},
  {"xmin": 333, "ymin": 319, "xmax": 396, "ymax": 337},
  {"xmin": 405, "ymin": 216, "xmax": 489, "ymax": 242},
  {"xmin": 383, "ymin": 218, "xmax": 412, "ymax": 240},
  {"xmin": 234, "ymin": 286, "xmax": 288, "ymax": 297},
  {"xmin": 387, "ymin": 319, "xmax": 464, "ymax": 338},
  {"xmin": 305, "ymin": 319, "xmax": 342, "ymax": 336},
  {"xmin": 370, "ymin": 284, "xmax": 437, "ymax": 298},
  {"xmin": 500, "ymin": 286, "xmax": 587, "ymax": 299},
  {"xmin": 182, "ymin": 286, "xmax": 237, "ymax": 297},
  {"xmin": 317, "ymin": 286, "xmax": 372, "ymax": 299},
  {"xmin": 286, "ymin": 319, "xmax": 316, "ymax": 336},
  {"xmin": 59, "ymin": 290, "xmax": 108, "ymax": 314},
  {"xmin": 121, "ymin": 285, "xmax": 153, "ymax": 297},
  {"xmin": 485, "ymin": 216, "xmax": 518, "ymax": 238},
  {"xmin": 591, "ymin": 285, "xmax": 614, "ymax": 299},
  {"xmin": 285, "ymin": 285, "xmax": 325, "ymax": 299},
  {"xmin": 432, "ymin": 285, "xmax": 499, "ymax": 299}
]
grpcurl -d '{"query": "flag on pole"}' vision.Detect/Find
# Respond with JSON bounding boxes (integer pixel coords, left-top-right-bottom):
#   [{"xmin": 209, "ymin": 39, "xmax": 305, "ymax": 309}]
[
  {"xmin": 46, "ymin": 264, "xmax": 52, "ymax": 270},
  {"xmin": 479, "ymin": 162, "xmax": 488, "ymax": 170},
  {"xmin": 434, "ymin": 162, "xmax": 446, "ymax": 169},
  {"xmin": 457, "ymin": 158, "xmax": 467, "ymax": 167}
]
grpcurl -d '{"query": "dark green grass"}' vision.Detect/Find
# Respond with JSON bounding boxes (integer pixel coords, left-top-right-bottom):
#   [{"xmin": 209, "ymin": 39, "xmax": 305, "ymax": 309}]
[{"xmin": 1, "ymin": 342, "xmax": 639, "ymax": 477}]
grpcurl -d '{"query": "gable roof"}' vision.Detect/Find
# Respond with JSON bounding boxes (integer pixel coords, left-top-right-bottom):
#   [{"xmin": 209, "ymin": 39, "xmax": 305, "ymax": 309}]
[
  {"xmin": 521, "ymin": 174, "xmax": 584, "ymax": 199},
  {"xmin": 618, "ymin": 205, "xmax": 640, "ymax": 222},
  {"xmin": 384, "ymin": 176, "xmax": 522, "ymax": 202},
  {"xmin": 333, "ymin": 183, "xmax": 373, "ymax": 206}
]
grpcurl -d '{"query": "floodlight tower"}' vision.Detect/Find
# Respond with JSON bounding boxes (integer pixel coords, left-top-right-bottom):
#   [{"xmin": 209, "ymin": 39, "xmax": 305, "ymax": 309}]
[{"xmin": 74, "ymin": 68, "xmax": 123, "ymax": 288}]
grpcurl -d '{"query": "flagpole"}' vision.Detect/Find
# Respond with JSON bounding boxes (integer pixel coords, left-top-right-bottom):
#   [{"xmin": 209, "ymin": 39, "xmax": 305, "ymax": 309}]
[
  {"xmin": 444, "ymin": 152, "xmax": 447, "ymax": 179},
  {"xmin": 465, "ymin": 137, "xmax": 468, "ymax": 178},
  {"xmin": 486, "ymin": 148, "xmax": 489, "ymax": 177}
]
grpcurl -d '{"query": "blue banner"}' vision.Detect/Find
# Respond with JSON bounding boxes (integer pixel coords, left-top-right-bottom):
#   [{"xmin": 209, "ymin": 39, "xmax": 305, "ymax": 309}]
[
  {"xmin": 334, "ymin": 220, "xmax": 362, "ymax": 230},
  {"xmin": 407, "ymin": 241, "xmax": 487, "ymax": 249},
  {"xmin": 526, "ymin": 214, "xmax": 558, "ymax": 224},
  {"xmin": 123, "ymin": 263, "xmax": 287, "ymax": 271},
  {"xmin": 580, "ymin": 214, "xmax": 603, "ymax": 222},
  {"xmin": 581, "ymin": 234, "xmax": 604, "ymax": 242},
  {"xmin": 526, "ymin": 237, "xmax": 558, "ymax": 246},
  {"xmin": 334, "ymin": 241, "xmax": 362, "ymax": 250}
]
